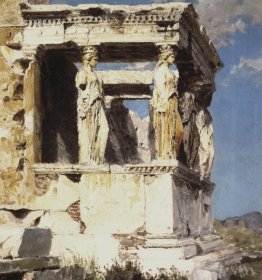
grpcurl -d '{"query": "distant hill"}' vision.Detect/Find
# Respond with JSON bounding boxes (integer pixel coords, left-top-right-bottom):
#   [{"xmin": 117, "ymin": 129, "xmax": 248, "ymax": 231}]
[
  {"xmin": 214, "ymin": 211, "xmax": 262, "ymax": 254},
  {"xmin": 220, "ymin": 212, "xmax": 262, "ymax": 234}
]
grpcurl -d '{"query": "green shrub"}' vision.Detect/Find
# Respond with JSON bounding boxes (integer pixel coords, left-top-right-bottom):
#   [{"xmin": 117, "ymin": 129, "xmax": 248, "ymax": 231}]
[{"xmin": 214, "ymin": 221, "xmax": 262, "ymax": 253}]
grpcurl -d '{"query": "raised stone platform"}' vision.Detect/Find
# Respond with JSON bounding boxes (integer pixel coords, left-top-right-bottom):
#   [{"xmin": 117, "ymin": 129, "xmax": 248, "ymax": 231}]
[{"xmin": 31, "ymin": 162, "xmax": 214, "ymax": 237}]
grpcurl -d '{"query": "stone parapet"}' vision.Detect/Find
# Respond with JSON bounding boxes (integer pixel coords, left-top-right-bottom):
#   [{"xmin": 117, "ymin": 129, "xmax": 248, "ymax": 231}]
[
  {"xmin": 33, "ymin": 162, "xmax": 214, "ymax": 191},
  {"xmin": 29, "ymin": 164, "xmax": 214, "ymax": 237}
]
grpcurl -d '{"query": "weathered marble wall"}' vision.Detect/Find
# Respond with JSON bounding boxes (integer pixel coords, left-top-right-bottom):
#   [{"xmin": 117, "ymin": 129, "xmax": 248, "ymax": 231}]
[
  {"xmin": 0, "ymin": 0, "xmax": 49, "ymax": 208},
  {"xmin": 0, "ymin": 0, "xmax": 49, "ymax": 26},
  {"xmin": 77, "ymin": 171, "xmax": 213, "ymax": 236},
  {"xmin": 0, "ymin": 46, "xmax": 26, "ymax": 207}
]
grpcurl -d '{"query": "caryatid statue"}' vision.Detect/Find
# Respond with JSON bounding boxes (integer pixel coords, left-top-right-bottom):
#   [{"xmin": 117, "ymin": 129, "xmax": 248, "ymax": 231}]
[
  {"xmin": 151, "ymin": 45, "xmax": 183, "ymax": 160},
  {"xmin": 75, "ymin": 46, "xmax": 109, "ymax": 164},
  {"xmin": 179, "ymin": 92, "xmax": 214, "ymax": 179}
]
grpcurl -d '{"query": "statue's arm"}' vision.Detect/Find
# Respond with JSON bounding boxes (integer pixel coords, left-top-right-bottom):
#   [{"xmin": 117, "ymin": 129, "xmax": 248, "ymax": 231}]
[{"xmin": 76, "ymin": 70, "xmax": 87, "ymax": 91}]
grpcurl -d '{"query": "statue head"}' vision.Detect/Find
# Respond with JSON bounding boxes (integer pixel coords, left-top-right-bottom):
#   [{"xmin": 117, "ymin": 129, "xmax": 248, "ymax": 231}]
[
  {"xmin": 82, "ymin": 46, "xmax": 99, "ymax": 68},
  {"xmin": 158, "ymin": 45, "xmax": 176, "ymax": 66}
]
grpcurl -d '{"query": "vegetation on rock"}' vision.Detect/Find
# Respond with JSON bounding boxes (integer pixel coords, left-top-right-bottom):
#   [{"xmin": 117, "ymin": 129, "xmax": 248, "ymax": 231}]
[{"xmin": 214, "ymin": 217, "xmax": 262, "ymax": 280}]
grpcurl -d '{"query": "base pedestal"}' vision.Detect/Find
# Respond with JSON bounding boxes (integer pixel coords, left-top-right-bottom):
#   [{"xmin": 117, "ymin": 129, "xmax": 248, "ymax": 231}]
[{"xmin": 78, "ymin": 163, "xmax": 214, "ymax": 237}]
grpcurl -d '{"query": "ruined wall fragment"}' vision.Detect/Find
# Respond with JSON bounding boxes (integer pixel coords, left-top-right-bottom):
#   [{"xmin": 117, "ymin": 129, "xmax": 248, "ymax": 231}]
[
  {"xmin": 0, "ymin": 0, "xmax": 49, "ymax": 26},
  {"xmin": 0, "ymin": 47, "xmax": 26, "ymax": 207},
  {"xmin": 0, "ymin": 0, "xmax": 49, "ymax": 208}
]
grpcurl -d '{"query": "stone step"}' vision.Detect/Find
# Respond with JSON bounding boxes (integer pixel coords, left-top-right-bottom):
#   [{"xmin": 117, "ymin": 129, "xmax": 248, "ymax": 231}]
[
  {"xmin": 0, "ymin": 257, "xmax": 60, "ymax": 275},
  {"xmin": 146, "ymin": 237, "xmax": 196, "ymax": 247},
  {"xmin": 196, "ymin": 237, "xmax": 224, "ymax": 254}
]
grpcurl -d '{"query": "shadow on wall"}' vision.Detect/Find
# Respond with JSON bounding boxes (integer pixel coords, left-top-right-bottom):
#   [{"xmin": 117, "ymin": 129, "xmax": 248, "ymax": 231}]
[
  {"xmin": 18, "ymin": 228, "xmax": 52, "ymax": 257},
  {"xmin": 105, "ymin": 99, "xmax": 141, "ymax": 164},
  {"xmin": 41, "ymin": 57, "xmax": 152, "ymax": 165},
  {"xmin": 41, "ymin": 52, "xmax": 79, "ymax": 164}
]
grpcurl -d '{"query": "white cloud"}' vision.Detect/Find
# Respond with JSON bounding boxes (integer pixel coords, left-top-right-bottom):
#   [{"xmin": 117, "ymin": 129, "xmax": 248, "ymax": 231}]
[
  {"xmin": 231, "ymin": 54, "xmax": 262, "ymax": 74},
  {"xmin": 194, "ymin": 0, "xmax": 245, "ymax": 48},
  {"xmin": 241, "ymin": 0, "xmax": 262, "ymax": 25},
  {"xmin": 151, "ymin": 0, "xmax": 262, "ymax": 48},
  {"xmin": 194, "ymin": 0, "xmax": 262, "ymax": 48},
  {"xmin": 230, "ymin": 52, "xmax": 262, "ymax": 86}
]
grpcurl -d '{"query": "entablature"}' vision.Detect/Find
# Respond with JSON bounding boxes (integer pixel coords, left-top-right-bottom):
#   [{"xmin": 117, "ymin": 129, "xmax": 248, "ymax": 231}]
[{"xmin": 19, "ymin": 2, "xmax": 222, "ymax": 80}]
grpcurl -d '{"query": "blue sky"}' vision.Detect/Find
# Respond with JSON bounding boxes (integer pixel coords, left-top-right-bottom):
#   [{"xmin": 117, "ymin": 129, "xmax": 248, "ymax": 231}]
[{"xmin": 50, "ymin": 0, "xmax": 262, "ymax": 219}]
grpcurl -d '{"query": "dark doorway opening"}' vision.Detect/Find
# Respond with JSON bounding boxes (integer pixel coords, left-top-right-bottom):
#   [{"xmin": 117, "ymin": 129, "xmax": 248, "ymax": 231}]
[{"xmin": 41, "ymin": 50, "xmax": 79, "ymax": 163}]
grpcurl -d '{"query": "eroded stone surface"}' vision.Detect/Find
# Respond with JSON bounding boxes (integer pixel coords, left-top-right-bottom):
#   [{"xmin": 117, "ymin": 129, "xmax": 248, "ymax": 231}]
[
  {"xmin": 80, "ymin": 173, "xmax": 145, "ymax": 234},
  {"xmin": 0, "ymin": 225, "xmax": 25, "ymax": 258},
  {"xmin": 0, "ymin": 0, "xmax": 49, "ymax": 26},
  {"xmin": 32, "ymin": 175, "xmax": 80, "ymax": 211},
  {"xmin": 0, "ymin": 46, "xmax": 26, "ymax": 207},
  {"xmin": 36, "ymin": 211, "xmax": 80, "ymax": 235}
]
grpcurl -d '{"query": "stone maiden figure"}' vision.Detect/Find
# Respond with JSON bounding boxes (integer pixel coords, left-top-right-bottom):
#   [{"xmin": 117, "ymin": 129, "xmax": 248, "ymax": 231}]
[
  {"xmin": 75, "ymin": 46, "xmax": 109, "ymax": 164},
  {"xmin": 151, "ymin": 45, "xmax": 183, "ymax": 160}
]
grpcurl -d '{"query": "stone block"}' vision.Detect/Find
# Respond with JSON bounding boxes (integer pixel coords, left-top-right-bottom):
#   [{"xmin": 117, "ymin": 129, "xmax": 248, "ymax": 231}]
[
  {"xmin": 0, "ymin": 225, "xmax": 24, "ymax": 258},
  {"xmin": 144, "ymin": 174, "xmax": 212, "ymax": 236},
  {"xmin": 0, "ymin": 210, "xmax": 23, "ymax": 226},
  {"xmin": 0, "ymin": 257, "xmax": 59, "ymax": 275},
  {"xmin": 191, "ymin": 269, "xmax": 219, "ymax": 280},
  {"xmin": 196, "ymin": 237, "xmax": 224, "ymax": 254},
  {"xmin": 77, "ymin": 170, "xmax": 213, "ymax": 237},
  {"xmin": 18, "ymin": 228, "xmax": 52, "ymax": 257},
  {"xmin": 184, "ymin": 244, "xmax": 198, "ymax": 259},
  {"xmin": 37, "ymin": 211, "xmax": 80, "ymax": 235},
  {"xmin": 50, "ymin": 234, "xmax": 119, "ymax": 268},
  {"xmin": 31, "ymin": 175, "xmax": 80, "ymax": 211},
  {"xmin": 135, "ymin": 246, "xmax": 196, "ymax": 274},
  {"xmin": 144, "ymin": 174, "xmax": 174, "ymax": 235},
  {"xmin": 145, "ymin": 237, "xmax": 198, "ymax": 258},
  {"xmin": 80, "ymin": 173, "xmax": 145, "ymax": 234}
]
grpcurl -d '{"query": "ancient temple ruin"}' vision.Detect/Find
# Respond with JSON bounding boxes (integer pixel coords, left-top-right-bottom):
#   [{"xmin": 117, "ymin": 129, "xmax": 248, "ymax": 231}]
[{"xmin": 0, "ymin": 1, "xmax": 243, "ymax": 279}]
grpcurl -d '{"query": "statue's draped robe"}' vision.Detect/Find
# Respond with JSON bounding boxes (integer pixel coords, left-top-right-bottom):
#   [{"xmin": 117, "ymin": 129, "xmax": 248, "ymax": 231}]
[
  {"xmin": 151, "ymin": 65, "xmax": 183, "ymax": 160},
  {"xmin": 76, "ymin": 65, "xmax": 109, "ymax": 164},
  {"xmin": 179, "ymin": 92, "xmax": 214, "ymax": 179},
  {"xmin": 195, "ymin": 108, "xmax": 214, "ymax": 179}
]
